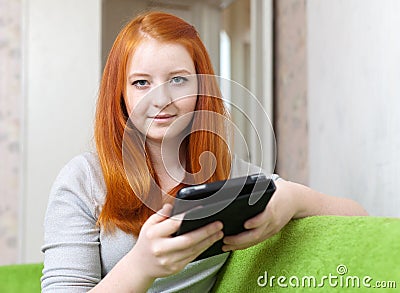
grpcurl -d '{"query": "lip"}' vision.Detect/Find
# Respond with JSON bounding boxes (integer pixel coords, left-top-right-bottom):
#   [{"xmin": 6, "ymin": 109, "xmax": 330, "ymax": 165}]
[{"xmin": 150, "ymin": 114, "xmax": 177, "ymax": 122}]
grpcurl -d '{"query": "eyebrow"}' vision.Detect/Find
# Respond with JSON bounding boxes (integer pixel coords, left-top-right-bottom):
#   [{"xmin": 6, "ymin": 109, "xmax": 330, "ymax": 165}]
[
  {"xmin": 128, "ymin": 69, "xmax": 193, "ymax": 80},
  {"xmin": 169, "ymin": 69, "xmax": 193, "ymax": 76}
]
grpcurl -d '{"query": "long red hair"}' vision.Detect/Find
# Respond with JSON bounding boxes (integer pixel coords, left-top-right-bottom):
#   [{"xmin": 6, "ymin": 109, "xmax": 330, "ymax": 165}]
[{"xmin": 95, "ymin": 11, "xmax": 231, "ymax": 235}]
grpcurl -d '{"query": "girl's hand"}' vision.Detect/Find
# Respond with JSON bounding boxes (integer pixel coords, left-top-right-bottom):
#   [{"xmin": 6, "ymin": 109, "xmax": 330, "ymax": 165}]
[
  {"xmin": 129, "ymin": 203, "xmax": 224, "ymax": 280},
  {"xmin": 221, "ymin": 179, "xmax": 298, "ymax": 252},
  {"xmin": 222, "ymin": 177, "xmax": 368, "ymax": 252}
]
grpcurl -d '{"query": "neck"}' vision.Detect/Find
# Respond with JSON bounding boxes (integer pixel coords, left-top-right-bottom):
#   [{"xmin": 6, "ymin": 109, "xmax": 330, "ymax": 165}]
[{"xmin": 146, "ymin": 138, "xmax": 187, "ymax": 191}]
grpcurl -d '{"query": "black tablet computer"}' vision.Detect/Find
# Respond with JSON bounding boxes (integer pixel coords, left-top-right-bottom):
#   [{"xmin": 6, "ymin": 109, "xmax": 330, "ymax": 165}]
[{"xmin": 171, "ymin": 173, "xmax": 276, "ymax": 261}]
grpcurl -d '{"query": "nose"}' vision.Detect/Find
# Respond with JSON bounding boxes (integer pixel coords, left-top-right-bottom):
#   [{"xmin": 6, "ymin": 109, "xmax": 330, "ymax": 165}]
[{"xmin": 152, "ymin": 82, "xmax": 172, "ymax": 109}]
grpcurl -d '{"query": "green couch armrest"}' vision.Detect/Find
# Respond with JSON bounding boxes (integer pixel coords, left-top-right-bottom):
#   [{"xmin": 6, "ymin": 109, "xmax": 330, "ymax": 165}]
[
  {"xmin": 213, "ymin": 216, "xmax": 400, "ymax": 292},
  {"xmin": 0, "ymin": 263, "xmax": 43, "ymax": 293}
]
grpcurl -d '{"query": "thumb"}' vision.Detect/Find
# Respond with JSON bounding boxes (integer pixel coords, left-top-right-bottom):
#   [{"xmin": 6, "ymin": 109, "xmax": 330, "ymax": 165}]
[{"xmin": 147, "ymin": 203, "xmax": 173, "ymax": 224}]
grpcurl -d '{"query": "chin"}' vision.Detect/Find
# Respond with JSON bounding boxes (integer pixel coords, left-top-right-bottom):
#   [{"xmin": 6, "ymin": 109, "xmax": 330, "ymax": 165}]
[{"xmin": 146, "ymin": 134, "xmax": 180, "ymax": 143}]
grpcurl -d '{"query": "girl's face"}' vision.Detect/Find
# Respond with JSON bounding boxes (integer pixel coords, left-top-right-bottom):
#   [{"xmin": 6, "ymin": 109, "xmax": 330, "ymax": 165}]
[{"xmin": 126, "ymin": 38, "xmax": 198, "ymax": 143}]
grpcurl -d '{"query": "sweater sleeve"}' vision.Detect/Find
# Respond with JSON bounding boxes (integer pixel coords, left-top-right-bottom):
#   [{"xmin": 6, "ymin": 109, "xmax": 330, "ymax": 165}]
[{"xmin": 41, "ymin": 155, "xmax": 101, "ymax": 292}]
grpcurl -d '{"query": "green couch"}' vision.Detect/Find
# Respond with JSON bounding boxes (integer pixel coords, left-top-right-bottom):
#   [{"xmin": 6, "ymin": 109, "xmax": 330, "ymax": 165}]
[{"xmin": 1, "ymin": 216, "xmax": 399, "ymax": 292}]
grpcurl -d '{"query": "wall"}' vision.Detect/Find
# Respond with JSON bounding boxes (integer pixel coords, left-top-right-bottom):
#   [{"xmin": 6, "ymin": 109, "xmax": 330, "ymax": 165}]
[
  {"xmin": 222, "ymin": 0, "xmax": 252, "ymax": 162},
  {"xmin": 102, "ymin": 0, "xmax": 147, "ymax": 67},
  {"xmin": 222, "ymin": 0, "xmax": 274, "ymax": 172},
  {"xmin": 102, "ymin": 0, "xmax": 221, "ymax": 72},
  {"xmin": 0, "ymin": 0, "xmax": 22, "ymax": 265},
  {"xmin": 22, "ymin": 0, "xmax": 101, "ymax": 262},
  {"xmin": 274, "ymin": 0, "xmax": 308, "ymax": 184},
  {"xmin": 307, "ymin": 0, "xmax": 400, "ymax": 216}
]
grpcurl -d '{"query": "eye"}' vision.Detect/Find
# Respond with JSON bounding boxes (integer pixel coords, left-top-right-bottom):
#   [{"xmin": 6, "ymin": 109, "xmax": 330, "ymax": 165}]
[
  {"xmin": 132, "ymin": 80, "xmax": 149, "ymax": 89},
  {"xmin": 170, "ymin": 76, "xmax": 188, "ymax": 85}
]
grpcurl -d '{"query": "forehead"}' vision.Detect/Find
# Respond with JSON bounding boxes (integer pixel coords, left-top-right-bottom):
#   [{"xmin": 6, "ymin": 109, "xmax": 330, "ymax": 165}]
[{"xmin": 127, "ymin": 38, "xmax": 195, "ymax": 74}]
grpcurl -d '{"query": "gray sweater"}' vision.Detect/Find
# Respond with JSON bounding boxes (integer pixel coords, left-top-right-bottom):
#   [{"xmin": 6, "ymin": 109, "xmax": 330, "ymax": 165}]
[{"xmin": 41, "ymin": 152, "xmax": 278, "ymax": 292}]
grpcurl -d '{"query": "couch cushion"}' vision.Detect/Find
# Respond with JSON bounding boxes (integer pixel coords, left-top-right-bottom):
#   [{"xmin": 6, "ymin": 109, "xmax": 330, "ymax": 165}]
[
  {"xmin": 213, "ymin": 216, "xmax": 400, "ymax": 292},
  {"xmin": 0, "ymin": 263, "xmax": 43, "ymax": 292}
]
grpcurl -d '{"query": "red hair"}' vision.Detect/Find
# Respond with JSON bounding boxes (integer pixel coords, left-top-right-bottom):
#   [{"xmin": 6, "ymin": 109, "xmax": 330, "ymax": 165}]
[{"xmin": 95, "ymin": 11, "xmax": 231, "ymax": 235}]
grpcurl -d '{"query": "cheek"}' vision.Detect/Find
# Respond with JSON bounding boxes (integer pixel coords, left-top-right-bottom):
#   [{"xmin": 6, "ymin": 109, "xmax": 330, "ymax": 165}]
[
  {"xmin": 178, "ymin": 95, "xmax": 197, "ymax": 113},
  {"xmin": 171, "ymin": 77, "xmax": 198, "ymax": 108},
  {"xmin": 127, "ymin": 103, "xmax": 146, "ymax": 134},
  {"xmin": 126, "ymin": 90, "xmax": 147, "ymax": 117}
]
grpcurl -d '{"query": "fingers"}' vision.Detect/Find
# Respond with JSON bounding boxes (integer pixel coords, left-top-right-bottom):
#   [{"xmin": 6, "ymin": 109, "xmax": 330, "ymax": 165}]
[
  {"xmin": 154, "ymin": 216, "xmax": 183, "ymax": 236},
  {"xmin": 244, "ymin": 209, "xmax": 269, "ymax": 229},
  {"xmin": 222, "ymin": 204, "xmax": 275, "ymax": 251},
  {"xmin": 146, "ymin": 204, "xmax": 188, "ymax": 235},
  {"xmin": 170, "ymin": 221, "xmax": 224, "ymax": 262},
  {"xmin": 146, "ymin": 226, "xmax": 224, "ymax": 276},
  {"xmin": 143, "ymin": 204, "xmax": 185, "ymax": 240},
  {"xmin": 222, "ymin": 206, "xmax": 287, "ymax": 252},
  {"xmin": 146, "ymin": 204, "xmax": 224, "ymax": 245},
  {"xmin": 138, "ymin": 206, "xmax": 226, "ymax": 277},
  {"xmin": 147, "ymin": 203, "xmax": 174, "ymax": 225},
  {"xmin": 219, "ymin": 204, "xmax": 270, "ymax": 252},
  {"xmin": 223, "ymin": 197, "xmax": 280, "ymax": 251},
  {"xmin": 145, "ymin": 220, "xmax": 224, "ymax": 267},
  {"xmin": 222, "ymin": 226, "xmax": 272, "ymax": 252},
  {"xmin": 176, "ymin": 229, "xmax": 224, "ymax": 263},
  {"xmin": 172, "ymin": 221, "xmax": 223, "ymax": 251}
]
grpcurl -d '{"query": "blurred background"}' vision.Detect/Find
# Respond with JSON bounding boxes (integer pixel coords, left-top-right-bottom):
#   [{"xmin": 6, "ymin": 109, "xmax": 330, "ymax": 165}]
[{"xmin": 0, "ymin": 0, "xmax": 399, "ymax": 265}]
